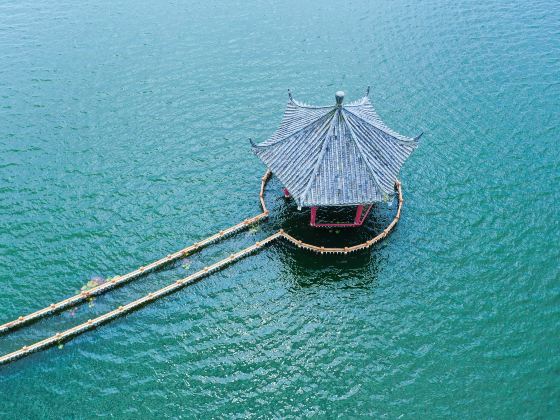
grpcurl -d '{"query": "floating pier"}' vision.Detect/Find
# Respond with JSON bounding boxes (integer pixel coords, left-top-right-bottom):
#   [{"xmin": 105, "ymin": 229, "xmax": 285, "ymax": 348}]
[
  {"xmin": 0, "ymin": 171, "xmax": 273, "ymax": 336},
  {"xmin": 0, "ymin": 232, "xmax": 282, "ymax": 365},
  {"xmin": 0, "ymin": 171, "xmax": 404, "ymax": 366},
  {"xmin": 0, "ymin": 213, "xmax": 269, "ymax": 335}
]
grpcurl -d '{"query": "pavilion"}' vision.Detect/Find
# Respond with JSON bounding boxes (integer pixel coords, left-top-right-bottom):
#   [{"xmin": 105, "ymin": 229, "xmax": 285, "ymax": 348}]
[{"xmin": 252, "ymin": 89, "xmax": 421, "ymax": 227}]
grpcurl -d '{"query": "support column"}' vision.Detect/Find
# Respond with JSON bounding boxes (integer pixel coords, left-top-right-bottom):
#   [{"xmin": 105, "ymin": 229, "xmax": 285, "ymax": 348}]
[
  {"xmin": 354, "ymin": 205, "xmax": 364, "ymax": 225},
  {"xmin": 310, "ymin": 207, "xmax": 317, "ymax": 226}
]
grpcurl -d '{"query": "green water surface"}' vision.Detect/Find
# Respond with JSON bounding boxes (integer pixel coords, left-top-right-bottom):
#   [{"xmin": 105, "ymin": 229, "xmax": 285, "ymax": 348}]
[{"xmin": 1, "ymin": 0, "xmax": 559, "ymax": 418}]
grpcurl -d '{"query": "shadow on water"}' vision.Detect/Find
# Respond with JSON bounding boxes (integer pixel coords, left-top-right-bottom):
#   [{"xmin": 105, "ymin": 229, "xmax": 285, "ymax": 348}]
[
  {"xmin": 275, "ymin": 242, "xmax": 383, "ymax": 290},
  {"xmin": 261, "ymin": 177, "xmax": 394, "ymax": 289}
]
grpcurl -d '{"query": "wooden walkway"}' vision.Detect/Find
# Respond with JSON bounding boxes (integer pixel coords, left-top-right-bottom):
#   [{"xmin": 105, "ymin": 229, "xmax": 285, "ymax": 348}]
[
  {"xmin": 0, "ymin": 171, "xmax": 405, "ymax": 366},
  {"xmin": 0, "ymin": 171, "xmax": 273, "ymax": 336},
  {"xmin": 0, "ymin": 232, "xmax": 281, "ymax": 365},
  {"xmin": 0, "ymin": 213, "xmax": 269, "ymax": 335}
]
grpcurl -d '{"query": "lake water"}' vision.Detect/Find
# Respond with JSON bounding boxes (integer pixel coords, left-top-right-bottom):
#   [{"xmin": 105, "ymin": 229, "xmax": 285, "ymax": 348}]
[{"xmin": 0, "ymin": 0, "xmax": 558, "ymax": 417}]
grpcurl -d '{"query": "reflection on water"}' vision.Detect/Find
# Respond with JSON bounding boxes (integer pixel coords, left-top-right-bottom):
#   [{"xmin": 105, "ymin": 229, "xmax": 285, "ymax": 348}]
[{"xmin": 276, "ymin": 243, "xmax": 381, "ymax": 290}]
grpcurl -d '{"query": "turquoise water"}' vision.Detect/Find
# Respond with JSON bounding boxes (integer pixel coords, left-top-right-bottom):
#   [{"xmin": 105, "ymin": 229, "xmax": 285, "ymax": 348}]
[{"xmin": 1, "ymin": 0, "xmax": 559, "ymax": 417}]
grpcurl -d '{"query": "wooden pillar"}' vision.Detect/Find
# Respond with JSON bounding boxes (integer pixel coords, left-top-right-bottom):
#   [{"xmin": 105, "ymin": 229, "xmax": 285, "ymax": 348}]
[
  {"xmin": 354, "ymin": 205, "xmax": 364, "ymax": 225},
  {"xmin": 310, "ymin": 207, "xmax": 317, "ymax": 226}
]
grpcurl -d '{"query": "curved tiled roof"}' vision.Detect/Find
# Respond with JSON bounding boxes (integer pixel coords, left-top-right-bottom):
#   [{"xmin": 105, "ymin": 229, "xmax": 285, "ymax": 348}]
[{"xmin": 252, "ymin": 91, "xmax": 421, "ymax": 208}]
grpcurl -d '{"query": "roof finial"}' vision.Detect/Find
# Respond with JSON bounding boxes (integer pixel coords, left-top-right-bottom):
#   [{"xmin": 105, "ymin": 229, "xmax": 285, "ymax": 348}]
[
  {"xmin": 288, "ymin": 89, "xmax": 293, "ymax": 101},
  {"xmin": 335, "ymin": 91, "xmax": 345, "ymax": 106},
  {"xmin": 365, "ymin": 86, "xmax": 370, "ymax": 96}
]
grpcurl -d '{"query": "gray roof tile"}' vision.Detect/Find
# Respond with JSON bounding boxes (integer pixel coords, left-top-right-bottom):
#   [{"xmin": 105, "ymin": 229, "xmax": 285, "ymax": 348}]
[{"xmin": 253, "ymin": 93, "xmax": 421, "ymax": 207}]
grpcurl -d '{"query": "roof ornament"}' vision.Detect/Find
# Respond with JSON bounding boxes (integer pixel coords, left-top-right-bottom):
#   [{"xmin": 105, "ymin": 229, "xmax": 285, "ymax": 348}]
[
  {"xmin": 288, "ymin": 89, "xmax": 293, "ymax": 101},
  {"xmin": 335, "ymin": 91, "xmax": 345, "ymax": 106},
  {"xmin": 365, "ymin": 86, "xmax": 370, "ymax": 97}
]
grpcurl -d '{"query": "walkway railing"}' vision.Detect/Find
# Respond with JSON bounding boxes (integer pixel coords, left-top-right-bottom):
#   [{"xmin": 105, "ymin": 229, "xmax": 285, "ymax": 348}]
[
  {"xmin": 0, "ymin": 232, "xmax": 281, "ymax": 365},
  {"xmin": 278, "ymin": 180, "xmax": 403, "ymax": 254},
  {"xmin": 0, "ymin": 171, "xmax": 404, "ymax": 366},
  {"xmin": 0, "ymin": 171, "xmax": 272, "ymax": 336}
]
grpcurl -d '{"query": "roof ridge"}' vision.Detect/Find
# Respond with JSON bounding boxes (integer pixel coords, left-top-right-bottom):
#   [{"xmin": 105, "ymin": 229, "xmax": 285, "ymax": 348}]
[
  {"xmin": 253, "ymin": 108, "xmax": 336, "ymax": 149},
  {"xmin": 298, "ymin": 109, "xmax": 339, "ymax": 206},
  {"xmin": 288, "ymin": 92, "xmax": 336, "ymax": 110},
  {"xmin": 290, "ymin": 98, "xmax": 334, "ymax": 110},
  {"xmin": 341, "ymin": 109, "xmax": 390, "ymax": 196},
  {"xmin": 344, "ymin": 96, "xmax": 370, "ymax": 107},
  {"xmin": 343, "ymin": 106, "xmax": 419, "ymax": 145}
]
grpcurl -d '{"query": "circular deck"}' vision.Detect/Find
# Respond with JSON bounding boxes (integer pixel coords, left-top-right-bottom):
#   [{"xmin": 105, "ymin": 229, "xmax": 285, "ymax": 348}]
[{"xmin": 259, "ymin": 170, "xmax": 404, "ymax": 254}]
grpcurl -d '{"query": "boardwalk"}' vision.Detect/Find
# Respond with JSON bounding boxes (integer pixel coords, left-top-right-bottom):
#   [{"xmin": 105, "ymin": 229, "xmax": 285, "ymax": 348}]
[{"xmin": 0, "ymin": 172, "xmax": 403, "ymax": 366}]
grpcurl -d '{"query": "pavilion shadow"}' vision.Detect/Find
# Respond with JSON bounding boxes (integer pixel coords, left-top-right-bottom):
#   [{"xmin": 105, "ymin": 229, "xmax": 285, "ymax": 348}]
[{"xmin": 274, "ymin": 241, "xmax": 383, "ymax": 289}]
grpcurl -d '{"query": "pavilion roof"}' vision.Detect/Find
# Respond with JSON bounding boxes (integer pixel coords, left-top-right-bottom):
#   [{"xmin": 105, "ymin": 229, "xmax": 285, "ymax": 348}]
[{"xmin": 252, "ymin": 90, "xmax": 421, "ymax": 208}]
